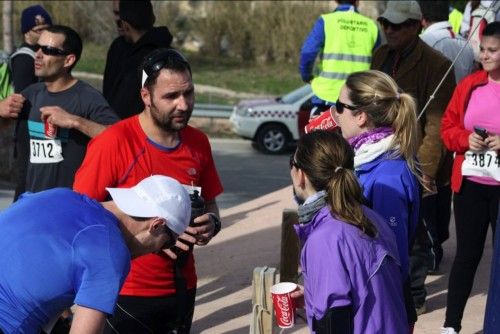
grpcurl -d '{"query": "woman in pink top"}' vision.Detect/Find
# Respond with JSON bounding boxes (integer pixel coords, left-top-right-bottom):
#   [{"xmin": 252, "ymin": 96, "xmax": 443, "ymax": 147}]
[{"xmin": 440, "ymin": 21, "xmax": 500, "ymax": 334}]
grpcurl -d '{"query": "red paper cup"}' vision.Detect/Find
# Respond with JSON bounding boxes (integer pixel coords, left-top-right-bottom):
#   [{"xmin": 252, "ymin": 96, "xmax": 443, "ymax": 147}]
[
  {"xmin": 270, "ymin": 282, "xmax": 297, "ymax": 328},
  {"xmin": 304, "ymin": 107, "xmax": 337, "ymax": 134},
  {"xmin": 44, "ymin": 120, "xmax": 58, "ymax": 139}
]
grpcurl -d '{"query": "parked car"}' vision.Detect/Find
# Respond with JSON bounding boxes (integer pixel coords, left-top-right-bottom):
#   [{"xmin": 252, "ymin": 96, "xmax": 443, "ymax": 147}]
[{"xmin": 229, "ymin": 85, "xmax": 313, "ymax": 154}]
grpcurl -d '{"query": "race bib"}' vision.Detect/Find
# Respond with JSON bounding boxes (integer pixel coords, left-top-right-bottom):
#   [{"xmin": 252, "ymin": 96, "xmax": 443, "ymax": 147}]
[
  {"xmin": 30, "ymin": 138, "xmax": 64, "ymax": 164},
  {"xmin": 462, "ymin": 150, "xmax": 500, "ymax": 181}
]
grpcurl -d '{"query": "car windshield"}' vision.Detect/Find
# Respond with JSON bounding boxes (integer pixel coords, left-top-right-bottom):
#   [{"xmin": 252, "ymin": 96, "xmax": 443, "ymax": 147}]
[{"xmin": 279, "ymin": 85, "xmax": 312, "ymax": 104}]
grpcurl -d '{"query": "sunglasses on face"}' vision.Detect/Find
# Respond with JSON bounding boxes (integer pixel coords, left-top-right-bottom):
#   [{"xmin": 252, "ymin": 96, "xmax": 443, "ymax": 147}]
[
  {"xmin": 379, "ymin": 18, "xmax": 414, "ymax": 31},
  {"xmin": 335, "ymin": 99, "xmax": 359, "ymax": 114},
  {"xmin": 34, "ymin": 44, "xmax": 70, "ymax": 57}
]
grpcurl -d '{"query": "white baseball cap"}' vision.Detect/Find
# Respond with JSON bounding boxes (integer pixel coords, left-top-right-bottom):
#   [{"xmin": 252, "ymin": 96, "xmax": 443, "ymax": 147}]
[
  {"xmin": 379, "ymin": 0, "xmax": 422, "ymax": 24},
  {"xmin": 106, "ymin": 175, "xmax": 191, "ymax": 235}
]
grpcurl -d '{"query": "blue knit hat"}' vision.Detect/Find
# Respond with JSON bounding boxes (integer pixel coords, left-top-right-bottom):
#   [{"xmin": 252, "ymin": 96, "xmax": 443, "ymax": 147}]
[{"xmin": 21, "ymin": 5, "xmax": 52, "ymax": 34}]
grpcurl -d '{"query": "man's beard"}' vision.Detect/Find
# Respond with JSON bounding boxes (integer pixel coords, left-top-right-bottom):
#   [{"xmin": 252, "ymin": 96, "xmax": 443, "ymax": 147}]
[{"xmin": 150, "ymin": 100, "xmax": 192, "ymax": 132}]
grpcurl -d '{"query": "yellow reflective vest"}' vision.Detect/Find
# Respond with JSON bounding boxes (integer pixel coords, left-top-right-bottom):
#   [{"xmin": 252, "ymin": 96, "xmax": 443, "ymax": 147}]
[
  {"xmin": 311, "ymin": 11, "xmax": 378, "ymax": 104},
  {"xmin": 448, "ymin": 7, "xmax": 463, "ymax": 35}
]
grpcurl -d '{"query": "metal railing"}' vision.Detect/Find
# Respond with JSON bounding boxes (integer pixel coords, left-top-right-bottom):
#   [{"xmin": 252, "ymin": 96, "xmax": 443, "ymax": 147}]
[{"xmin": 192, "ymin": 103, "xmax": 233, "ymax": 119}]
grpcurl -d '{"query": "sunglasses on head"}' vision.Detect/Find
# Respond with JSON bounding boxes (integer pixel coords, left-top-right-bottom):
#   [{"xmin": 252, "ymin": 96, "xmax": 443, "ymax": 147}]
[
  {"xmin": 378, "ymin": 18, "xmax": 414, "ymax": 31},
  {"xmin": 142, "ymin": 49, "xmax": 190, "ymax": 86},
  {"xmin": 143, "ymin": 49, "xmax": 189, "ymax": 76},
  {"xmin": 335, "ymin": 99, "xmax": 359, "ymax": 114},
  {"xmin": 34, "ymin": 44, "xmax": 70, "ymax": 57}
]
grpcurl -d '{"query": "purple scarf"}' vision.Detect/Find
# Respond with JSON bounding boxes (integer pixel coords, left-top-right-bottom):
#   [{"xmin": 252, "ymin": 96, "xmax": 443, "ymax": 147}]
[{"xmin": 348, "ymin": 127, "xmax": 394, "ymax": 151}]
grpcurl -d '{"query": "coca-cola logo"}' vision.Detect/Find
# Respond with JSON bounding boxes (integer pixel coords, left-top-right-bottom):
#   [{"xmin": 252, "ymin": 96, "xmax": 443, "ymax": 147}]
[
  {"xmin": 305, "ymin": 112, "xmax": 337, "ymax": 133},
  {"xmin": 276, "ymin": 295, "xmax": 293, "ymax": 326}
]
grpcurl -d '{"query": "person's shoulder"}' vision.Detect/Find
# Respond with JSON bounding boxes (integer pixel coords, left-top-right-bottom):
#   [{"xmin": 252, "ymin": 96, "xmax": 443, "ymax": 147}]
[
  {"xmin": 183, "ymin": 125, "xmax": 210, "ymax": 141},
  {"xmin": 74, "ymin": 80, "xmax": 103, "ymax": 94},
  {"xmin": 419, "ymin": 39, "xmax": 451, "ymax": 65},
  {"xmin": 21, "ymin": 82, "xmax": 45, "ymax": 97},
  {"xmin": 457, "ymin": 69, "xmax": 488, "ymax": 88}
]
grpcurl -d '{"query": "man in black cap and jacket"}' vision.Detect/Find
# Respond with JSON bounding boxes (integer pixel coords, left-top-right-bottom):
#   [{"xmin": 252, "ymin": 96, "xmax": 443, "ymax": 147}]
[{"xmin": 103, "ymin": 0, "xmax": 173, "ymax": 119}]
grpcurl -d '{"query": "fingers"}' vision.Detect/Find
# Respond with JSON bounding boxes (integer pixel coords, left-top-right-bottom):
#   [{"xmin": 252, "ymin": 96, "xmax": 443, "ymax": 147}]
[
  {"xmin": 469, "ymin": 133, "xmax": 487, "ymax": 151},
  {"xmin": 1, "ymin": 94, "xmax": 25, "ymax": 118},
  {"xmin": 162, "ymin": 248, "xmax": 178, "ymax": 260}
]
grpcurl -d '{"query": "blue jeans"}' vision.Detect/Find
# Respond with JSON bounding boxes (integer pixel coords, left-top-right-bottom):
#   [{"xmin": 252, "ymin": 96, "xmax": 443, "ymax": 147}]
[{"xmin": 484, "ymin": 203, "xmax": 500, "ymax": 334}]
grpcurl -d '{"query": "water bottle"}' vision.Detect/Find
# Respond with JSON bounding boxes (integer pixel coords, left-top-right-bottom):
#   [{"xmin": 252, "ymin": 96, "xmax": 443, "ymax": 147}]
[
  {"xmin": 175, "ymin": 190, "xmax": 205, "ymax": 267},
  {"xmin": 189, "ymin": 190, "xmax": 205, "ymax": 225}
]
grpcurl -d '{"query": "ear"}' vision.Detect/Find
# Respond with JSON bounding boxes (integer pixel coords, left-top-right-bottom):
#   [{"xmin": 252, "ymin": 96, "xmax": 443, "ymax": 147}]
[
  {"xmin": 297, "ymin": 168, "xmax": 307, "ymax": 189},
  {"xmin": 149, "ymin": 218, "xmax": 165, "ymax": 236},
  {"xmin": 63, "ymin": 54, "xmax": 76, "ymax": 71},
  {"xmin": 356, "ymin": 111, "xmax": 370, "ymax": 128},
  {"xmin": 141, "ymin": 87, "xmax": 152, "ymax": 108}
]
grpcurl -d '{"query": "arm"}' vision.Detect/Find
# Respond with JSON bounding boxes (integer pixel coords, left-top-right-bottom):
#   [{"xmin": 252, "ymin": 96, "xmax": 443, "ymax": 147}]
[
  {"xmin": 299, "ymin": 17, "xmax": 325, "ymax": 83},
  {"xmin": 11, "ymin": 54, "xmax": 36, "ymax": 93},
  {"xmin": 417, "ymin": 60, "xmax": 456, "ymax": 179},
  {"xmin": 0, "ymin": 93, "xmax": 25, "ymax": 118},
  {"xmin": 441, "ymin": 81, "xmax": 472, "ymax": 153},
  {"xmin": 40, "ymin": 106, "xmax": 109, "ymax": 138},
  {"xmin": 69, "ymin": 305, "xmax": 105, "ymax": 334}
]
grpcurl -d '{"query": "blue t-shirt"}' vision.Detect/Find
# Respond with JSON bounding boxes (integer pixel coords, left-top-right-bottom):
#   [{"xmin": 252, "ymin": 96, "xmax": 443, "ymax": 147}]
[{"xmin": 0, "ymin": 188, "xmax": 130, "ymax": 334}]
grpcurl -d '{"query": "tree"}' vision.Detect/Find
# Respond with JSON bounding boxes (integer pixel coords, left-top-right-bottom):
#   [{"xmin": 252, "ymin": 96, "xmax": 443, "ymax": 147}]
[{"xmin": 2, "ymin": 0, "xmax": 14, "ymax": 54}]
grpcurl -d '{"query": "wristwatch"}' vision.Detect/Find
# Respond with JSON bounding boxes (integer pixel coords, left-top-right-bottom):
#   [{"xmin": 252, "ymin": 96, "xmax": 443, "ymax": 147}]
[{"xmin": 208, "ymin": 212, "xmax": 222, "ymax": 236}]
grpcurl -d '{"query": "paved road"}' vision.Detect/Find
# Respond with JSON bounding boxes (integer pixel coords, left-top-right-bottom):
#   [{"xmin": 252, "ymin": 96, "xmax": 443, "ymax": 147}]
[
  {"xmin": 209, "ymin": 138, "xmax": 293, "ymax": 210},
  {"xmin": 0, "ymin": 138, "xmax": 292, "ymax": 212}
]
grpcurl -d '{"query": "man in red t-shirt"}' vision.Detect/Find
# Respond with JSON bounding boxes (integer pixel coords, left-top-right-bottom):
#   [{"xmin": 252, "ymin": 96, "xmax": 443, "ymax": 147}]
[{"xmin": 73, "ymin": 48, "xmax": 223, "ymax": 333}]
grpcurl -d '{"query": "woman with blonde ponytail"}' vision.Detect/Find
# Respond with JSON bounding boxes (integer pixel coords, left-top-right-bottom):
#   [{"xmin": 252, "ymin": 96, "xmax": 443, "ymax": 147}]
[
  {"xmin": 333, "ymin": 70, "xmax": 421, "ymax": 329},
  {"xmin": 289, "ymin": 130, "xmax": 407, "ymax": 334}
]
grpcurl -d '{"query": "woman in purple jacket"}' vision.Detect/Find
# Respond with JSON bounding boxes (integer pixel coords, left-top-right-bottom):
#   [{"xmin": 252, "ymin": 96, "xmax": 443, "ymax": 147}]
[{"xmin": 290, "ymin": 131, "xmax": 408, "ymax": 334}]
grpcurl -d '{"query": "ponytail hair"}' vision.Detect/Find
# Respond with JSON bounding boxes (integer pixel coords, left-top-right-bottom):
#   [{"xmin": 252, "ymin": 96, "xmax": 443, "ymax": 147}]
[
  {"xmin": 345, "ymin": 70, "xmax": 420, "ymax": 178},
  {"xmin": 295, "ymin": 131, "xmax": 377, "ymax": 238}
]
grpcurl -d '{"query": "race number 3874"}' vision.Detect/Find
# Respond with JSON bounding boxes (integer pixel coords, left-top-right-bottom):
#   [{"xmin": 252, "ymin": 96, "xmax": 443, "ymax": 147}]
[
  {"xmin": 30, "ymin": 139, "xmax": 64, "ymax": 164},
  {"xmin": 462, "ymin": 150, "xmax": 500, "ymax": 181}
]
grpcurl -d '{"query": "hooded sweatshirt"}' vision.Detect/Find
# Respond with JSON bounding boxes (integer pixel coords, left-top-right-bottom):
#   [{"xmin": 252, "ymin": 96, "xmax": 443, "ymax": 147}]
[{"xmin": 103, "ymin": 26, "xmax": 173, "ymax": 119}]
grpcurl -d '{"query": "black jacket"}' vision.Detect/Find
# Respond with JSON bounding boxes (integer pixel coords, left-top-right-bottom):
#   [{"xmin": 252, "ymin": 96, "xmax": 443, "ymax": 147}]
[{"xmin": 102, "ymin": 26, "xmax": 173, "ymax": 119}]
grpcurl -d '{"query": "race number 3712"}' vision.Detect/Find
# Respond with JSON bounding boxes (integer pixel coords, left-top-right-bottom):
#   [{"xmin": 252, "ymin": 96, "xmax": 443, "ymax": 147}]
[{"xmin": 29, "ymin": 138, "xmax": 64, "ymax": 164}]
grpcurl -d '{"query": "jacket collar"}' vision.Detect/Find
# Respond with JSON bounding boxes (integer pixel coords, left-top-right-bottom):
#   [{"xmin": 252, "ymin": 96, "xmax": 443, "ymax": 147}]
[{"xmin": 423, "ymin": 21, "xmax": 453, "ymax": 34}]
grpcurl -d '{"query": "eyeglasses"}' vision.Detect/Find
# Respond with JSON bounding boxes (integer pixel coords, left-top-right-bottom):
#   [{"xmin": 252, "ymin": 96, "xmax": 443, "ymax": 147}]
[
  {"xmin": 335, "ymin": 99, "xmax": 359, "ymax": 114},
  {"xmin": 289, "ymin": 154, "xmax": 301, "ymax": 170},
  {"xmin": 34, "ymin": 44, "xmax": 70, "ymax": 57},
  {"xmin": 378, "ymin": 18, "xmax": 415, "ymax": 31}
]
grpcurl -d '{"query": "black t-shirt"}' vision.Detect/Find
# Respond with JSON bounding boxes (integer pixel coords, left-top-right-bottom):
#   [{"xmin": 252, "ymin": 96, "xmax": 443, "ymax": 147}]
[{"xmin": 22, "ymin": 81, "xmax": 119, "ymax": 193}]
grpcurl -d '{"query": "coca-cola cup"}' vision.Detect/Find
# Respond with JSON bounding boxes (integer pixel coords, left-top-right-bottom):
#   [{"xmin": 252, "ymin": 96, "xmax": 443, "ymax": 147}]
[
  {"xmin": 270, "ymin": 282, "xmax": 297, "ymax": 328},
  {"xmin": 44, "ymin": 119, "xmax": 57, "ymax": 139},
  {"xmin": 304, "ymin": 107, "xmax": 338, "ymax": 134}
]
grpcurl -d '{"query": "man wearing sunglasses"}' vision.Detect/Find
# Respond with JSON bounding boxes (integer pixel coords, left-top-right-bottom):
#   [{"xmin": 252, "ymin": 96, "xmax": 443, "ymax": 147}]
[
  {"xmin": 0, "ymin": 25, "xmax": 119, "ymax": 196},
  {"xmin": 74, "ymin": 48, "xmax": 223, "ymax": 333},
  {"xmin": 9, "ymin": 5, "xmax": 52, "ymax": 203},
  {"xmin": 371, "ymin": 0, "xmax": 456, "ymax": 321},
  {"xmin": 0, "ymin": 175, "xmax": 191, "ymax": 334}
]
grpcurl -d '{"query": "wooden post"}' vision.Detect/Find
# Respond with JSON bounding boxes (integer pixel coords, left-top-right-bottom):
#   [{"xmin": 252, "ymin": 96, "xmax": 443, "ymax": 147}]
[
  {"xmin": 279, "ymin": 209, "xmax": 300, "ymax": 283},
  {"xmin": 250, "ymin": 266, "xmax": 278, "ymax": 334}
]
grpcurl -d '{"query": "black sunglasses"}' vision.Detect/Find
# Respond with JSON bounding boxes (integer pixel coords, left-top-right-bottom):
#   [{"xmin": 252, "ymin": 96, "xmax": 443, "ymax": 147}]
[
  {"xmin": 335, "ymin": 99, "xmax": 359, "ymax": 114},
  {"xmin": 34, "ymin": 44, "xmax": 70, "ymax": 57},
  {"xmin": 289, "ymin": 154, "xmax": 301, "ymax": 170},
  {"xmin": 378, "ymin": 18, "xmax": 414, "ymax": 31}
]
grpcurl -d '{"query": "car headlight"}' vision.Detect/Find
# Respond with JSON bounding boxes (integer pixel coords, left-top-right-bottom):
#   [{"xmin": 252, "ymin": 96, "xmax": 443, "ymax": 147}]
[{"xmin": 236, "ymin": 107, "xmax": 253, "ymax": 117}]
